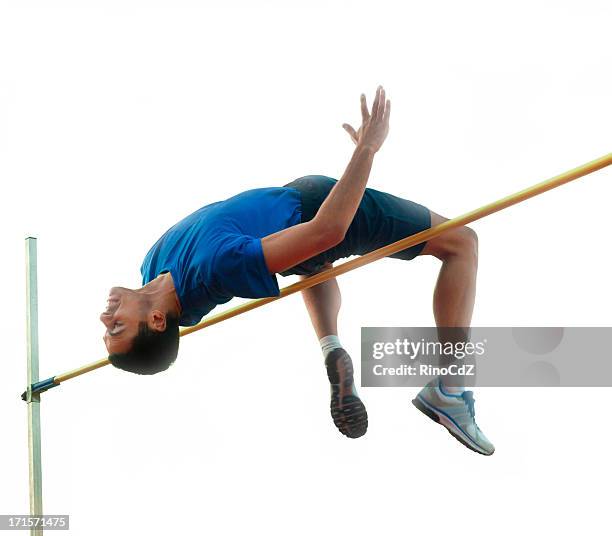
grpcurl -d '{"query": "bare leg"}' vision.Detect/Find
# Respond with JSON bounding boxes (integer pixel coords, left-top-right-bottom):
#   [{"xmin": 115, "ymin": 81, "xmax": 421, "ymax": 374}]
[
  {"xmin": 298, "ymin": 262, "xmax": 340, "ymax": 339},
  {"xmin": 420, "ymin": 211, "xmax": 479, "ymax": 327},
  {"xmin": 419, "ymin": 210, "xmax": 479, "ymax": 388},
  {"xmin": 414, "ymin": 210, "xmax": 494, "ymax": 454},
  {"xmin": 298, "ymin": 262, "xmax": 368, "ymax": 438}
]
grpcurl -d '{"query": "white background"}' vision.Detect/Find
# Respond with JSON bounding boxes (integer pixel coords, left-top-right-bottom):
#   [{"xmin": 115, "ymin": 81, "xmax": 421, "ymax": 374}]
[{"xmin": 1, "ymin": 1, "xmax": 611, "ymax": 534}]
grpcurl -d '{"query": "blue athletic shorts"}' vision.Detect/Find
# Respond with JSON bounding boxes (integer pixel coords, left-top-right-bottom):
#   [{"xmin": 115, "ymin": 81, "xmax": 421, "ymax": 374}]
[{"xmin": 279, "ymin": 175, "xmax": 432, "ymax": 276}]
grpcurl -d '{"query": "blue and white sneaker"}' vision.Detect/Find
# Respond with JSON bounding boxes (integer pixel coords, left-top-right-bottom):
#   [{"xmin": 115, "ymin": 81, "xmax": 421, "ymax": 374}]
[{"xmin": 412, "ymin": 379, "xmax": 495, "ymax": 456}]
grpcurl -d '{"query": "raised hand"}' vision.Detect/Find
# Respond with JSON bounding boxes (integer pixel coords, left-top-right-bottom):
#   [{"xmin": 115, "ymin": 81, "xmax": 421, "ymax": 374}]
[{"xmin": 342, "ymin": 86, "xmax": 391, "ymax": 153}]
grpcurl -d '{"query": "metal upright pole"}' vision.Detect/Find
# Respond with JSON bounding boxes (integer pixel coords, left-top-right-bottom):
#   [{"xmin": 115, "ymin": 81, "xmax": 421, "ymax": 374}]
[{"xmin": 25, "ymin": 237, "xmax": 43, "ymax": 536}]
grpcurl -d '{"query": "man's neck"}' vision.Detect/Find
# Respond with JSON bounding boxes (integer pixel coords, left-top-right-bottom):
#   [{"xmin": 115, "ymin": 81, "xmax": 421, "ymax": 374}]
[{"xmin": 139, "ymin": 272, "xmax": 182, "ymax": 315}]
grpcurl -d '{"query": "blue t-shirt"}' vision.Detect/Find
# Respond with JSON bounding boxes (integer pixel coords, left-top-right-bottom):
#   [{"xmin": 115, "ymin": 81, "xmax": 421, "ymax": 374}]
[{"xmin": 141, "ymin": 186, "xmax": 302, "ymax": 326}]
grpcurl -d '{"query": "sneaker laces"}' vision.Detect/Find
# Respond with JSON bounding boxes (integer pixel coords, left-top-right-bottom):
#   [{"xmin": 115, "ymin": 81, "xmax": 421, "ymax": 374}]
[
  {"xmin": 461, "ymin": 390, "xmax": 486, "ymax": 435},
  {"xmin": 461, "ymin": 391, "xmax": 476, "ymax": 419}
]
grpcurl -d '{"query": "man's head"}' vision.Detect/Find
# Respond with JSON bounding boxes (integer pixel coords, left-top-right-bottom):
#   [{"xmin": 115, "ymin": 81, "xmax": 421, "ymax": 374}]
[{"xmin": 100, "ymin": 286, "xmax": 180, "ymax": 375}]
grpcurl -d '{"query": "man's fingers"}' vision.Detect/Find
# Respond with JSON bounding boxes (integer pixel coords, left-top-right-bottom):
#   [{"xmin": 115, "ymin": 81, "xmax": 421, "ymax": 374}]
[
  {"xmin": 383, "ymin": 98, "xmax": 391, "ymax": 124},
  {"xmin": 342, "ymin": 123, "xmax": 358, "ymax": 143},
  {"xmin": 377, "ymin": 87, "xmax": 386, "ymax": 120},
  {"xmin": 360, "ymin": 94, "xmax": 369, "ymax": 122},
  {"xmin": 373, "ymin": 86, "xmax": 386, "ymax": 120},
  {"xmin": 371, "ymin": 86, "xmax": 381, "ymax": 119}
]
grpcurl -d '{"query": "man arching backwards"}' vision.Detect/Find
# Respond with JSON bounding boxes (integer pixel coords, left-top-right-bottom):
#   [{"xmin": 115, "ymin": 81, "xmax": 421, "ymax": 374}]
[{"xmin": 100, "ymin": 86, "xmax": 494, "ymax": 456}]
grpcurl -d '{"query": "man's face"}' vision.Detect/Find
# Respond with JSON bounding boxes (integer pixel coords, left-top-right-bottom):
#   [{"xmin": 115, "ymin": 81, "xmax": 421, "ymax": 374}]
[{"xmin": 100, "ymin": 287, "xmax": 147, "ymax": 354}]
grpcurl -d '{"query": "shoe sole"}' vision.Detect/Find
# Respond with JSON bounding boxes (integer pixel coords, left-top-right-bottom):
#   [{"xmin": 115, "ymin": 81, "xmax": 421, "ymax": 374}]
[
  {"xmin": 412, "ymin": 396, "xmax": 494, "ymax": 456},
  {"xmin": 325, "ymin": 349, "xmax": 368, "ymax": 439}
]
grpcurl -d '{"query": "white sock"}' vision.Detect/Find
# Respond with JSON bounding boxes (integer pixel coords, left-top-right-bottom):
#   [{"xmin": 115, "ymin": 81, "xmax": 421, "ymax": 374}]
[
  {"xmin": 320, "ymin": 335, "xmax": 360, "ymax": 396},
  {"xmin": 319, "ymin": 334, "xmax": 342, "ymax": 359}
]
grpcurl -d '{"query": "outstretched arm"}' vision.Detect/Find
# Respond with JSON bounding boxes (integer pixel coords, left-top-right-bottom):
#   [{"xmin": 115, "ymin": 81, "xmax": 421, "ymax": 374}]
[{"xmin": 261, "ymin": 86, "xmax": 391, "ymax": 275}]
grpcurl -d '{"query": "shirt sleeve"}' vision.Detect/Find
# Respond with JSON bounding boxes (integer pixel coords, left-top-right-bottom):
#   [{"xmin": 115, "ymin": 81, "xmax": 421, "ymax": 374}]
[{"xmin": 212, "ymin": 233, "xmax": 281, "ymax": 298}]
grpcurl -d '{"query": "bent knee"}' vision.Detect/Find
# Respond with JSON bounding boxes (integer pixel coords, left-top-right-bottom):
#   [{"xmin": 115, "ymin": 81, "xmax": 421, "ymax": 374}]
[
  {"xmin": 463, "ymin": 226, "xmax": 478, "ymax": 250},
  {"xmin": 425, "ymin": 224, "xmax": 478, "ymax": 260}
]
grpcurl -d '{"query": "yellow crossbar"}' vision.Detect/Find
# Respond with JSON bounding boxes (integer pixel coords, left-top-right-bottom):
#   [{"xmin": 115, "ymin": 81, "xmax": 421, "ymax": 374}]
[{"xmin": 33, "ymin": 153, "xmax": 611, "ymax": 392}]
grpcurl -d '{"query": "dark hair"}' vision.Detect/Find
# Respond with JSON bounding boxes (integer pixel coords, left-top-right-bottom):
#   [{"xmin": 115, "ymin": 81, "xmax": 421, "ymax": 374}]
[{"xmin": 108, "ymin": 314, "xmax": 180, "ymax": 375}]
